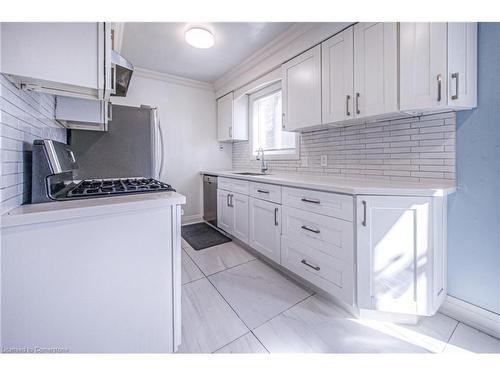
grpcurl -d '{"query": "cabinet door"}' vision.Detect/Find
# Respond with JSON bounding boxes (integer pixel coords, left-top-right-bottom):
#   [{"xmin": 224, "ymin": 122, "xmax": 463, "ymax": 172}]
[
  {"xmin": 353, "ymin": 23, "xmax": 398, "ymax": 119},
  {"xmin": 400, "ymin": 23, "xmax": 447, "ymax": 112},
  {"xmin": 55, "ymin": 96, "xmax": 110, "ymax": 131},
  {"xmin": 321, "ymin": 27, "xmax": 354, "ymax": 124},
  {"xmin": 217, "ymin": 92, "xmax": 233, "ymax": 142},
  {"xmin": 356, "ymin": 196, "xmax": 432, "ymax": 315},
  {"xmin": 282, "ymin": 45, "xmax": 322, "ymax": 131},
  {"xmin": 1, "ymin": 22, "xmax": 106, "ymax": 100},
  {"xmin": 448, "ymin": 22, "xmax": 477, "ymax": 109},
  {"xmin": 217, "ymin": 189, "xmax": 233, "ymax": 235},
  {"xmin": 232, "ymin": 192, "xmax": 249, "ymax": 244},
  {"xmin": 249, "ymin": 197, "xmax": 281, "ymax": 263}
]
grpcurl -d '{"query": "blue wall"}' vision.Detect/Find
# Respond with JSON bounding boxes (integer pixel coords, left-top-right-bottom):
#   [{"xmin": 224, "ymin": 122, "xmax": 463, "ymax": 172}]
[{"xmin": 448, "ymin": 22, "xmax": 500, "ymax": 314}]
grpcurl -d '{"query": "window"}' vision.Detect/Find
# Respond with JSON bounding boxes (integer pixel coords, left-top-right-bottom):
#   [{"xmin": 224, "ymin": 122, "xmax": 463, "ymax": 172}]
[{"xmin": 249, "ymin": 82, "xmax": 299, "ymax": 160}]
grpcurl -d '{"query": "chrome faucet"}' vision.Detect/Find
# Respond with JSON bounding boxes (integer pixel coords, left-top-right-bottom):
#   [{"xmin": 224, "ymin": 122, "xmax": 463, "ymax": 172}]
[{"xmin": 256, "ymin": 147, "xmax": 268, "ymax": 174}]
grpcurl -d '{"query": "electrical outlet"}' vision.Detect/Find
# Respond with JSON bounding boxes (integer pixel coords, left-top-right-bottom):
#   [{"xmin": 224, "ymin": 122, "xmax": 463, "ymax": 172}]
[
  {"xmin": 321, "ymin": 155, "xmax": 328, "ymax": 167},
  {"xmin": 301, "ymin": 156, "xmax": 309, "ymax": 167}
]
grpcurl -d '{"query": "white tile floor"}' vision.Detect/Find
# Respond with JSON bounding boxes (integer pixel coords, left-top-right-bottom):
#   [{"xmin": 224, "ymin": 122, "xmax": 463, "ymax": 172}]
[{"xmin": 180, "ymin": 240, "xmax": 500, "ymax": 354}]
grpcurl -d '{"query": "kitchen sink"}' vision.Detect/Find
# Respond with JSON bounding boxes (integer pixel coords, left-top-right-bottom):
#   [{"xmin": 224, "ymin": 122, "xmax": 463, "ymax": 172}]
[{"xmin": 233, "ymin": 172, "xmax": 270, "ymax": 176}]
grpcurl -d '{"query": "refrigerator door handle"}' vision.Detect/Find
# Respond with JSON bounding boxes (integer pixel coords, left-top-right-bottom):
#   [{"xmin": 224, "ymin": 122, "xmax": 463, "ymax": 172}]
[{"xmin": 153, "ymin": 108, "xmax": 165, "ymax": 180}]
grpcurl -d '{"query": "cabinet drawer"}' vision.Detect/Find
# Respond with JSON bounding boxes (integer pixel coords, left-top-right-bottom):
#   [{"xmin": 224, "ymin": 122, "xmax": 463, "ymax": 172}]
[
  {"xmin": 281, "ymin": 236, "xmax": 354, "ymax": 305},
  {"xmin": 282, "ymin": 206, "xmax": 353, "ymax": 263},
  {"xmin": 282, "ymin": 187, "xmax": 353, "ymax": 221},
  {"xmin": 250, "ymin": 182, "xmax": 282, "ymax": 204},
  {"xmin": 218, "ymin": 177, "xmax": 250, "ymax": 195}
]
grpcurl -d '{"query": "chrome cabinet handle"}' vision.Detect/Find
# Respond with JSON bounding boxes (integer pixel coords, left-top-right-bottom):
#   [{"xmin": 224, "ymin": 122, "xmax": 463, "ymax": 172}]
[
  {"xmin": 451, "ymin": 72, "xmax": 459, "ymax": 100},
  {"xmin": 346, "ymin": 94, "xmax": 351, "ymax": 116},
  {"xmin": 111, "ymin": 65, "xmax": 116, "ymax": 93},
  {"xmin": 301, "ymin": 259, "xmax": 320, "ymax": 271},
  {"xmin": 257, "ymin": 189, "xmax": 270, "ymax": 194},
  {"xmin": 301, "ymin": 225, "xmax": 320, "ymax": 234},
  {"xmin": 355, "ymin": 92, "xmax": 360, "ymax": 114},
  {"xmin": 281, "ymin": 113, "xmax": 285, "ymax": 129},
  {"xmin": 107, "ymin": 102, "xmax": 113, "ymax": 121},
  {"xmin": 229, "ymin": 126, "xmax": 232, "ymax": 138},
  {"xmin": 230, "ymin": 194, "xmax": 234, "ymax": 207},
  {"xmin": 301, "ymin": 198, "xmax": 320, "ymax": 204},
  {"xmin": 274, "ymin": 207, "xmax": 278, "ymax": 226},
  {"xmin": 362, "ymin": 200, "xmax": 367, "ymax": 227},
  {"xmin": 437, "ymin": 74, "xmax": 442, "ymax": 102},
  {"xmin": 227, "ymin": 194, "xmax": 230, "ymax": 207}
]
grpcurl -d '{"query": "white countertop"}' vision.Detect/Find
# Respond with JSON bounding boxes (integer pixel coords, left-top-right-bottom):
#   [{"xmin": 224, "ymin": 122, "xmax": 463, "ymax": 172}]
[
  {"xmin": 202, "ymin": 171, "xmax": 456, "ymax": 197},
  {"xmin": 1, "ymin": 191, "xmax": 186, "ymax": 228}
]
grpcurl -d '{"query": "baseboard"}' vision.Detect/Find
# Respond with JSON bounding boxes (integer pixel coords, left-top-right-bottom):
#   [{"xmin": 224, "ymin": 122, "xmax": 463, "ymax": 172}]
[
  {"xmin": 439, "ymin": 295, "xmax": 500, "ymax": 339},
  {"xmin": 181, "ymin": 214, "xmax": 203, "ymax": 225}
]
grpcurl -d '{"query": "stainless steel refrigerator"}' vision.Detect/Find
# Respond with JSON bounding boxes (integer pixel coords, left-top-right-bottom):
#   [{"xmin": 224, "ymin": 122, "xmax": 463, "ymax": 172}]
[{"xmin": 68, "ymin": 104, "xmax": 164, "ymax": 180}]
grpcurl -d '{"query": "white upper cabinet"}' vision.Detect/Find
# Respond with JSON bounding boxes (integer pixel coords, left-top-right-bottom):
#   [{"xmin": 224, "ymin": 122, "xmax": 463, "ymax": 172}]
[
  {"xmin": 400, "ymin": 22, "xmax": 477, "ymax": 113},
  {"xmin": 1, "ymin": 22, "xmax": 114, "ymax": 100},
  {"xmin": 353, "ymin": 22, "xmax": 398, "ymax": 119},
  {"xmin": 217, "ymin": 92, "xmax": 248, "ymax": 142},
  {"xmin": 282, "ymin": 45, "xmax": 322, "ymax": 131},
  {"xmin": 321, "ymin": 27, "xmax": 354, "ymax": 124},
  {"xmin": 447, "ymin": 22, "xmax": 478, "ymax": 109},
  {"xmin": 55, "ymin": 96, "xmax": 112, "ymax": 132},
  {"xmin": 400, "ymin": 23, "xmax": 448, "ymax": 112}
]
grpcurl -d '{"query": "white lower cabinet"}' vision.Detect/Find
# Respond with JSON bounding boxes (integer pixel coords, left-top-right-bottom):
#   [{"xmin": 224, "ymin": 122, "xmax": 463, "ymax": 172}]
[
  {"xmin": 232, "ymin": 192, "xmax": 249, "ymax": 243},
  {"xmin": 249, "ymin": 197, "xmax": 281, "ymax": 263},
  {"xmin": 356, "ymin": 195, "xmax": 447, "ymax": 316},
  {"xmin": 281, "ymin": 236, "xmax": 354, "ymax": 305},
  {"xmin": 217, "ymin": 189, "xmax": 234, "ymax": 234},
  {"xmin": 217, "ymin": 189, "xmax": 249, "ymax": 243},
  {"xmin": 216, "ymin": 177, "xmax": 448, "ymax": 320}
]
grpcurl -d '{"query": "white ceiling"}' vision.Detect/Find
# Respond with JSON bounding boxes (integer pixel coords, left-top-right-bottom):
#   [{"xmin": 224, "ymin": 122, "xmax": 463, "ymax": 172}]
[{"xmin": 120, "ymin": 22, "xmax": 294, "ymax": 83}]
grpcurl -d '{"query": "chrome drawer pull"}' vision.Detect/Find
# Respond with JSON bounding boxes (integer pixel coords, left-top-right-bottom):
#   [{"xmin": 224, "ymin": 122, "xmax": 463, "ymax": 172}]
[
  {"xmin": 301, "ymin": 198, "xmax": 320, "ymax": 204},
  {"xmin": 301, "ymin": 259, "xmax": 320, "ymax": 271},
  {"xmin": 301, "ymin": 225, "xmax": 320, "ymax": 234},
  {"xmin": 257, "ymin": 189, "xmax": 270, "ymax": 194}
]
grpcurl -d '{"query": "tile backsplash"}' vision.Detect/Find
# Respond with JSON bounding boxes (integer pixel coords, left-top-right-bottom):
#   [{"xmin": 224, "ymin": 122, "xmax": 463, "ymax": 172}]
[
  {"xmin": 233, "ymin": 112, "xmax": 456, "ymax": 183},
  {"xmin": 0, "ymin": 75, "xmax": 66, "ymax": 214}
]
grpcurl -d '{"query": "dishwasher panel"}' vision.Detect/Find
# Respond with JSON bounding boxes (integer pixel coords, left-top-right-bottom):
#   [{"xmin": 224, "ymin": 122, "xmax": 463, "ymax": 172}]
[{"xmin": 203, "ymin": 174, "xmax": 218, "ymax": 227}]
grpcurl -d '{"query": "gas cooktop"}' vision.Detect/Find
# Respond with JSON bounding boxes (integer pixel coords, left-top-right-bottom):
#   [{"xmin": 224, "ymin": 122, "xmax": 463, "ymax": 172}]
[{"xmin": 65, "ymin": 178, "xmax": 175, "ymax": 199}]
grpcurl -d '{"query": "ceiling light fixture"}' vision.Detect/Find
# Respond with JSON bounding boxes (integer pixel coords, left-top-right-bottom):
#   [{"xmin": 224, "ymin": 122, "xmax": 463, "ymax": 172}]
[{"xmin": 185, "ymin": 27, "xmax": 215, "ymax": 49}]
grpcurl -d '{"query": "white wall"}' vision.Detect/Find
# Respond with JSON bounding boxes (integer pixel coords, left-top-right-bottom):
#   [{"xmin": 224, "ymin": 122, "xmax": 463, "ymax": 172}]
[{"xmin": 112, "ymin": 72, "xmax": 232, "ymax": 219}]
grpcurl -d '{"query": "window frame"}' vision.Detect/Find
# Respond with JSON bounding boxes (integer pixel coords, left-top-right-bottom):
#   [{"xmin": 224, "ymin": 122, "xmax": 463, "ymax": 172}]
[{"xmin": 248, "ymin": 82, "xmax": 300, "ymax": 161}]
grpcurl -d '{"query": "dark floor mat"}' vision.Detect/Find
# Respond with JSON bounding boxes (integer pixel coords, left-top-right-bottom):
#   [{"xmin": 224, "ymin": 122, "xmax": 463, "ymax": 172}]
[{"xmin": 181, "ymin": 222, "xmax": 231, "ymax": 250}]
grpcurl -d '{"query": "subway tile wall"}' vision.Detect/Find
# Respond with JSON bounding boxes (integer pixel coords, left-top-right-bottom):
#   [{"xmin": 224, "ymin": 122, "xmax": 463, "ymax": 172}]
[
  {"xmin": 233, "ymin": 112, "xmax": 456, "ymax": 183},
  {"xmin": 0, "ymin": 75, "xmax": 66, "ymax": 214}
]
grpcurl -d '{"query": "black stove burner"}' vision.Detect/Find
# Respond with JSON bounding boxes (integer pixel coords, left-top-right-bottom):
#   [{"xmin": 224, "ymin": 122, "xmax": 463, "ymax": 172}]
[{"xmin": 65, "ymin": 178, "xmax": 175, "ymax": 199}]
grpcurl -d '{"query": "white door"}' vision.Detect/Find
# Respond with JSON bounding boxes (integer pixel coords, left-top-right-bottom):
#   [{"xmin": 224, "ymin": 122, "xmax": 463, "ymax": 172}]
[
  {"xmin": 217, "ymin": 92, "xmax": 233, "ymax": 142},
  {"xmin": 321, "ymin": 27, "xmax": 354, "ymax": 124},
  {"xmin": 400, "ymin": 22, "xmax": 448, "ymax": 112},
  {"xmin": 356, "ymin": 195, "xmax": 432, "ymax": 315},
  {"xmin": 353, "ymin": 22, "xmax": 398, "ymax": 119},
  {"xmin": 249, "ymin": 197, "xmax": 281, "ymax": 263},
  {"xmin": 281, "ymin": 45, "xmax": 322, "ymax": 131},
  {"xmin": 448, "ymin": 22, "xmax": 477, "ymax": 109},
  {"xmin": 232, "ymin": 192, "xmax": 249, "ymax": 244},
  {"xmin": 217, "ymin": 189, "xmax": 234, "ymax": 235}
]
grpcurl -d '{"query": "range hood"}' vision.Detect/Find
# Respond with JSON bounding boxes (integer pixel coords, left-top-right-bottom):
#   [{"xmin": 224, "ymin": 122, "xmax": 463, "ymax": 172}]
[{"xmin": 111, "ymin": 50, "xmax": 134, "ymax": 97}]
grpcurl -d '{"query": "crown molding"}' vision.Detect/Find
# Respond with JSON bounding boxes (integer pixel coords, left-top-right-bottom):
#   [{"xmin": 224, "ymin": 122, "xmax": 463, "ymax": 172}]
[
  {"xmin": 133, "ymin": 67, "xmax": 214, "ymax": 91},
  {"xmin": 214, "ymin": 22, "xmax": 353, "ymax": 98}
]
